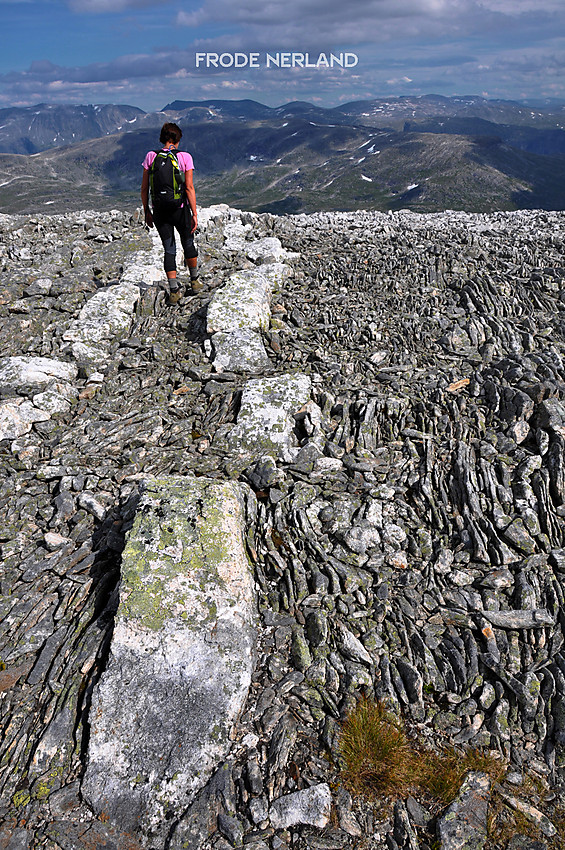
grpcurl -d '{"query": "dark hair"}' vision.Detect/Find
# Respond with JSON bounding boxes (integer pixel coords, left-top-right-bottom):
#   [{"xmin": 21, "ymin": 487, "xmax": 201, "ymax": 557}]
[{"xmin": 159, "ymin": 122, "xmax": 182, "ymax": 144}]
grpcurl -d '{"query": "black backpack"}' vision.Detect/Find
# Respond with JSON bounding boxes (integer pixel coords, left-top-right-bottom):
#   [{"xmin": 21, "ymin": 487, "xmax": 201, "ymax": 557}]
[{"xmin": 149, "ymin": 149, "xmax": 186, "ymax": 208}]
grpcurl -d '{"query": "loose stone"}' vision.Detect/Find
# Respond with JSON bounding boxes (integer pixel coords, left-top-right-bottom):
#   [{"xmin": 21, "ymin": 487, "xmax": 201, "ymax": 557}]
[{"xmin": 269, "ymin": 784, "xmax": 332, "ymax": 830}]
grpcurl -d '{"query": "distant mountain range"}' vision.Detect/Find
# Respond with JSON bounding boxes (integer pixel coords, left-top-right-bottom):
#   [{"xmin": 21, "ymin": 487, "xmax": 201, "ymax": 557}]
[{"xmin": 1, "ymin": 95, "xmax": 565, "ymax": 215}]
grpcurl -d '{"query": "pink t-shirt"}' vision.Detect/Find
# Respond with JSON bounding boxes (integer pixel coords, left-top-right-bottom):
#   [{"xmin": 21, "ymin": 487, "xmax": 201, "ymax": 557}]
[{"xmin": 142, "ymin": 149, "xmax": 194, "ymax": 171}]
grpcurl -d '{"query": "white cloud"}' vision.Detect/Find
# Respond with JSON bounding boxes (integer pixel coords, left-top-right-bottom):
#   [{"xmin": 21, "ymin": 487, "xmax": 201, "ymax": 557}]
[
  {"xmin": 2, "ymin": 0, "xmax": 565, "ymax": 108},
  {"xmin": 177, "ymin": 0, "xmax": 469, "ymax": 39},
  {"xmin": 479, "ymin": 0, "xmax": 563, "ymax": 11},
  {"xmin": 174, "ymin": 0, "xmax": 565, "ymax": 59},
  {"xmin": 68, "ymin": 0, "xmax": 168, "ymax": 10}
]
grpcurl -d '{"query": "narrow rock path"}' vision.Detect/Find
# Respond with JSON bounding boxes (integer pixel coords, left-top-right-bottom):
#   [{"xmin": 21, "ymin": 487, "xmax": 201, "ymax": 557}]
[{"xmin": 0, "ymin": 206, "xmax": 564, "ymax": 850}]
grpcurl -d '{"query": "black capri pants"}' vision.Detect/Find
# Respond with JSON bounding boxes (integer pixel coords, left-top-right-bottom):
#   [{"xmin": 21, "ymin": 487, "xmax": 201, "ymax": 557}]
[{"xmin": 153, "ymin": 203, "xmax": 197, "ymax": 273}]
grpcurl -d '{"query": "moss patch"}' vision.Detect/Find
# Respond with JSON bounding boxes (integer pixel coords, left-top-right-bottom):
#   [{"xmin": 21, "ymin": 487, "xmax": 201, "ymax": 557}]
[{"xmin": 119, "ymin": 478, "xmax": 243, "ymax": 631}]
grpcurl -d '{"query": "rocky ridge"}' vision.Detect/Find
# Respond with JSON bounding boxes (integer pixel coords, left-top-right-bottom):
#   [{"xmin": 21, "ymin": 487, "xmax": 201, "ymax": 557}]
[{"xmin": 0, "ymin": 203, "xmax": 564, "ymax": 849}]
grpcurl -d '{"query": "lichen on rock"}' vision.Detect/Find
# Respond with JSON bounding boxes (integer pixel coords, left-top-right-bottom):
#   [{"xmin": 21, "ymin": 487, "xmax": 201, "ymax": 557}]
[
  {"xmin": 223, "ymin": 373, "xmax": 312, "ymax": 466},
  {"xmin": 82, "ymin": 475, "xmax": 258, "ymax": 839}
]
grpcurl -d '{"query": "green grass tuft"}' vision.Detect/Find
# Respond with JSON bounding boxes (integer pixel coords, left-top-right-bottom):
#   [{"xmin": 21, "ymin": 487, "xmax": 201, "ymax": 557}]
[
  {"xmin": 339, "ymin": 697, "xmax": 504, "ymax": 807},
  {"xmin": 339, "ymin": 698, "xmax": 419, "ymax": 799}
]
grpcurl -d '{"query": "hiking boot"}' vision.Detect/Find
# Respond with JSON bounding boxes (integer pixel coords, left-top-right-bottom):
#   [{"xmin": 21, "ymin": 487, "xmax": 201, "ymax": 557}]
[
  {"xmin": 190, "ymin": 278, "xmax": 203, "ymax": 294},
  {"xmin": 167, "ymin": 286, "xmax": 183, "ymax": 305}
]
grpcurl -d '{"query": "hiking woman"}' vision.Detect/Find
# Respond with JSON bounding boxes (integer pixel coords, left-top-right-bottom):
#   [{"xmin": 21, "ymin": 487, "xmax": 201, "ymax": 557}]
[{"xmin": 141, "ymin": 122, "xmax": 200, "ymax": 303}]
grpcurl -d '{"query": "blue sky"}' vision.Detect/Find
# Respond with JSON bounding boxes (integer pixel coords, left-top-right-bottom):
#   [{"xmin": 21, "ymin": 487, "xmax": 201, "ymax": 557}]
[{"xmin": 1, "ymin": 0, "xmax": 564, "ymax": 110}]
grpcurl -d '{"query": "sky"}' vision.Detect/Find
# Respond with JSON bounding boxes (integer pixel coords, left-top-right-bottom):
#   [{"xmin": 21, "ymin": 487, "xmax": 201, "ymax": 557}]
[{"xmin": 1, "ymin": 0, "xmax": 564, "ymax": 111}]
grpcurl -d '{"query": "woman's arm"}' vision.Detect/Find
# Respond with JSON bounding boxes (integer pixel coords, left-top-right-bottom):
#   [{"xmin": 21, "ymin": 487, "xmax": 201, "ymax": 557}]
[
  {"xmin": 184, "ymin": 169, "xmax": 197, "ymax": 233},
  {"xmin": 140, "ymin": 169, "xmax": 153, "ymax": 227}
]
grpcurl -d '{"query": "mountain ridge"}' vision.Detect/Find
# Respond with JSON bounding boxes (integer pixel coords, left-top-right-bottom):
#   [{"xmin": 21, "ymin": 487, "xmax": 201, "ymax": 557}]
[
  {"xmin": 1, "ymin": 96, "xmax": 565, "ymax": 214},
  {"xmin": 3, "ymin": 94, "xmax": 565, "ymax": 156}
]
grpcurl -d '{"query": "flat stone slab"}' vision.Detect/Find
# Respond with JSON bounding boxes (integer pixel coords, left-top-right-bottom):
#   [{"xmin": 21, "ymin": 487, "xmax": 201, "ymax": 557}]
[
  {"xmin": 83, "ymin": 476, "xmax": 257, "ymax": 839},
  {"xmin": 437, "ymin": 771, "xmax": 490, "ymax": 850},
  {"xmin": 207, "ymin": 262, "xmax": 292, "ymax": 372},
  {"xmin": 0, "ymin": 356, "xmax": 78, "ymax": 394},
  {"xmin": 535, "ymin": 398, "xmax": 565, "ymax": 437},
  {"xmin": 270, "ymin": 784, "xmax": 332, "ymax": 829},
  {"xmin": 207, "ymin": 263, "xmax": 291, "ymax": 335},
  {"xmin": 225, "ymin": 373, "xmax": 312, "ymax": 464},
  {"xmin": 223, "ymin": 218, "xmax": 254, "ymax": 252},
  {"xmin": 245, "ymin": 237, "xmax": 287, "ymax": 263},
  {"xmin": 260, "ymin": 261, "xmax": 294, "ymax": 287},
  {"xmin": 0, "ymin": 398, "xmax": 50, "ymax": 440},
  {"xmin": 62, "ymin": 282, "xmax": 140, "ymax": 346},
  {"xmin": 120, "ymin": 231, "xmax": 164, "ymax": 285},
  {"xmin": 221, "ymin": 219, "xmax": 289, "ymax": 263},
  {"xmin": 33, "ymin": 381, "xmax": 78, "ymax": 415},
  {"xmin": 207, "ymin": 269, "xmax": 272, "ymax": 334},
  {"xmin": 212, "ymin": 329, "xmax": 271, "ymax": 374},
  {"xmin": 197, "ymin": 203, "xmax": 233, "ymax": 230}
]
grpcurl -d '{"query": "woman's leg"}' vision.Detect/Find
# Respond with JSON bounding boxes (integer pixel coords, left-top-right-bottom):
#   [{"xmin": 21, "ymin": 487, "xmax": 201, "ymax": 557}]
[
  {"xmin": 154, "ymin": 212, "xmax": 179, "ymax": 282},
  {"xmin": 154, "ymin": 209, "xmax": 182, "ymax": 301},
  {"xmin": 174, "ymin": 207, "xmax": 199, "ymax": 287}
]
